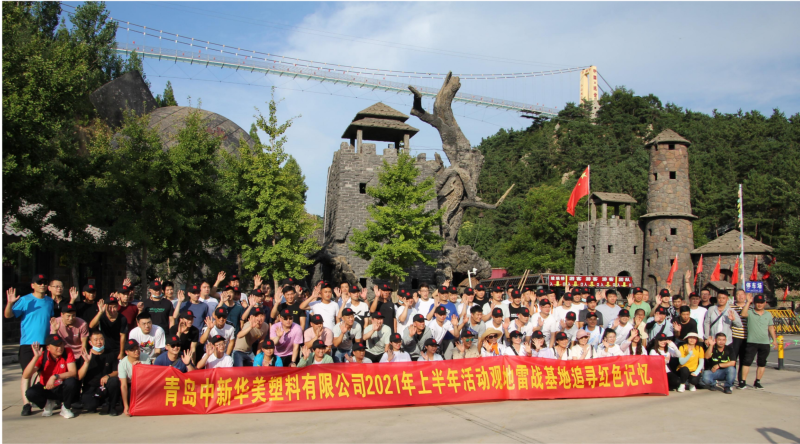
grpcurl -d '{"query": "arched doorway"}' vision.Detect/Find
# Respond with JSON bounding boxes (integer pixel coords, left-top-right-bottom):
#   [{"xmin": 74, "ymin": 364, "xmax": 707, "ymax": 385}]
[{"xmin": 647, "ymin": 275, "xmax": 658, "ymax": 295}]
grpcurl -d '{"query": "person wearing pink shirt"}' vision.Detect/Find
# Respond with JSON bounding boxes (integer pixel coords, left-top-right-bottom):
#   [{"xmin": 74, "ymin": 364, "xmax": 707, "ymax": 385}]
[{"xmin": 270, "ymin": 308, "xmax": 302, "ymax": 367}]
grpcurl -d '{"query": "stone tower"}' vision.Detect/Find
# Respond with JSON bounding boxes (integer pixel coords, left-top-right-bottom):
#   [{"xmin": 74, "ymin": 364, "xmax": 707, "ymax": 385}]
[{"xmin": 641, "ymin": 129, "xmax": 697, "ymax": 294}]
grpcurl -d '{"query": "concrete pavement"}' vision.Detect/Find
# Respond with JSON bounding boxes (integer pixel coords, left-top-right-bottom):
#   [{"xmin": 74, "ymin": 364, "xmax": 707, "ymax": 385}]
[{"xmin": 3, "ymin": 363, "xmax": 800, "ymax": 443}]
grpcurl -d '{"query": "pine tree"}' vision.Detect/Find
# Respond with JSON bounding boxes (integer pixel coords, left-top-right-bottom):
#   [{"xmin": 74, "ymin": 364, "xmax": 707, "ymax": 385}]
[
  {"xmin": 349, "ymin": 152, "xmax": 444, "ymax": 282},
  {"xmin": 155, "ymin": 81, "xmax": 178, "ymax": 107}
]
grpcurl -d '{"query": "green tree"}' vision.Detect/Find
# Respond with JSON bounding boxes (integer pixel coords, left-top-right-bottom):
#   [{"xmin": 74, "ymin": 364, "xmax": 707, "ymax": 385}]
[
  {"xmin": 220, "ymin": 89, "xmax": 317, "ymax": 283},
  {"xmin": 349, "ymin": 152, "xmax": 444, "ymax": 282},
  {"xmin": 155, "ymin": 81, "xmax": 178, "ymax": 107},
  {"xmin": 121, "ymin": 49, "xmax": 150, "ymax": 88},
  {"xmin": 772, "ymin": 217, "xmax": 800, "ymax": 291}
]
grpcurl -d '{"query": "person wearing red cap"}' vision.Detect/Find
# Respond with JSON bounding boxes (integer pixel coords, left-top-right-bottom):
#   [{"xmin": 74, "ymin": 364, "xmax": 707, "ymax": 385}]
[
  {"xmin": 168, "ymin": 311, "xmax": 200, "ymax": 363},
  {"xmin": 200, "ymin": 307, "xmax": 236, "ymax": 356},
  {"xmin": 116, "ymin": 283, "xmax": 139, "ymax": 328},
  {"xmin": 90, "ymin": 295, "xmax": 128, "ymax": 360},
  {"xmin": 298, "ymin": 340, "xmax": 334, "ymax": 366},
  {"xmin": 254, "ymin": 339, "xmax": 283, "ymax": 367},
  {"xmin": 380, "ymin": 333, "xmax": 412, "ymax": 362},
  {"xmin": 198, "ymin": 335, "xmax": 234, "ymax": 369},
  {"xmin": 481, "ymin": 285, "xmax": 509, "ymax": 323},
  {"xmin": 118, "ymin": 339, "xmax": 150, "ymax": 416},
  {"xmin": 337, "ymin": 284, "xmax": 370, "ymax": 330},
  {"xmin": 48, "ymin": 303, "xmax": 89, "ymax": 369},
  {"xmin": 269, "ymin": 308, "xmax": 302, "ymax": 367},
  {"xmin": 77, "ymin": 330, "xmax": 121, "ymax": 415},
  {"xmin": 304, "ymin": 314, "xmax": 334, "ymax": 353},
  {"xmin": 22, "ymin": 335, "xmax": 78, "ymax": 418},
  {"xmin": 363, "ymin": 311, "xmax": 392, "ymax": 362},
  {"xmin": 233, "ymin": 307, "xmax": 269, "ymax": 367},
  {"xmin": 174, "ymin": 285, "xmax": 210, "ymax": 331},
  {"xmin": 650, "ymin": 332, "xmax": 681, "ymax": 391}
]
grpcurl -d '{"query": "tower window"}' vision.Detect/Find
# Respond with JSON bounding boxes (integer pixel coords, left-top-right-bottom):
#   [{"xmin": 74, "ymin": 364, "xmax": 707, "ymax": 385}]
[
  {"xmin": 669, "ymin": 144, "xmax": 675, "ymax": 150},
  {"xmin": 649, "ymin": 229, "xmax": 653, "ymax": 237},
  {"xmin": 608, "ymin": 245, "xmax": 614, "ymax": 253},
  {"xmin": 582, "ymin": 246, "xmax": 585, "ymax": 254},
  {"xmin": 670, "ymin": 228, "xmax": 677, "ymax": 235},
  {"xmin": 669, "ymin": 171, "xmax": 677, "ymax": 179},
  {"xmin": 634, "ymin": 246, "xmax": 638, "ymax": 254},
  {"xmin": 359, "ymin": 183, "xmax": 367, "ymax": 194},
  {"xmin": 654, "ymin": 173, "xmax": 658, "ymax": 181},
  {"xmin": 670, "ymin": 258, "xmax": 676, "ymax": 266},
  {"xmin": 360, "ymin": 278, "xmax": 367, "ymax": 288},
  {"xmin": 647, "ymin": 259, "xmax": 651, "ymax": 267},
  {"xmin": 592, "ymin": 246, "xmax": 596, "ymax": 253}
]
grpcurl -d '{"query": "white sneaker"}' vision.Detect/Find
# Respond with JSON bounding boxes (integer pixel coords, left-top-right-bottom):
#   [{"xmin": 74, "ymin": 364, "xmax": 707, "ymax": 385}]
[
  {"xmin": 42, "ymin": 400, "xmax": 56, "ymax": 417},
  {"xmin": 677, "ymin": 385, "xmax": 685, "ymax": 393},
  {"xmin": 60, "ymin": 407, "xmax": 75, "ymax": 419},
  {"xmin": 688, "ymin": 384, "xmax": 696, "ymax": 392}
]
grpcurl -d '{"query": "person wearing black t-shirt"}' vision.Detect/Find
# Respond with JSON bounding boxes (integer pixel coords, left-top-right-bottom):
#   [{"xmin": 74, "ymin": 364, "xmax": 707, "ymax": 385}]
[
  {"xmin": 169, "ymin": 311, "xmax": 200, "ymax": 363},
  {"xmin": 702, "ymin": 332, "xmax": 736, "ymax": 394},
  {"xmin": 473, "ymin": 284, "xmax": 490, "ymax": 309},
  {"xmin": 75, "ymin": 284, "xmax": 101, "ymax": 324},
  {"xmin": 142, "ymin": 281, "xmax": 173, "ymax": 334},
  {"xmin": 370, "ymin": 283, "xmax": 397, "ymax": 333},
  {"xmin": 271, "ymin": 285, "xmax": 306, "ymax": 328},
  {"xmin": 89, "ymin": 296, "xmax": 128, "ymax": 360},
  {"xmin": 673, "ymin": 306, "xmax": 698, "ymax": 344},
  {"xmin": 507, "ymin": 289, "xmax": 525, "ymax": 323},
  {"xmin": 77, "ymin": 330, "xmax": 120, "ymax": 414}
]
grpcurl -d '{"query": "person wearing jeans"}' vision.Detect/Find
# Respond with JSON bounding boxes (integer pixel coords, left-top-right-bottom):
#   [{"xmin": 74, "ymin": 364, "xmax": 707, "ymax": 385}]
[{"xmin": 702, "ymin": 332, "xmax": 737, "ymax": 394}]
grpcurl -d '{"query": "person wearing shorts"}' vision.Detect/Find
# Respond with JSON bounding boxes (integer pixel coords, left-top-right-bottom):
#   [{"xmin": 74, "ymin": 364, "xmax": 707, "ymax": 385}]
[{"xmin": 738, "ymin": 294, "xmax": 776, "ymax": 390}]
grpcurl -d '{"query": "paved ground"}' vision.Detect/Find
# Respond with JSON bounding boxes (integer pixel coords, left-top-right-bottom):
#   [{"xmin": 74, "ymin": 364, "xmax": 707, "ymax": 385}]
[{"xmin": 3, "ymin": 358, "xmax": 800, "ymax": 443}]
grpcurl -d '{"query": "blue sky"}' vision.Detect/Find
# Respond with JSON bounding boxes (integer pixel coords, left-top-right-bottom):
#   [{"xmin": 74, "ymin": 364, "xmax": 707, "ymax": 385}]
[{"xmin": 63, "ymin": 2, "xmax": 800, "ymax": 216}]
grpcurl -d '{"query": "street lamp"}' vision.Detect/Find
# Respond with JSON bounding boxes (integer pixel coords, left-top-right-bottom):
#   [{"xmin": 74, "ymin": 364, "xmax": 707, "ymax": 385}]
[{"xmin": 467, "ymin": 268, "xmax": 478, "ymax": 288}]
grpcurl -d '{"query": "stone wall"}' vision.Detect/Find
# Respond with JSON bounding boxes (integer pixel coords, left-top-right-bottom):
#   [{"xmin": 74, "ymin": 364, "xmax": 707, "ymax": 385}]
[
  {"xmin": 322, "ymin": 142, "xmax": 441, "ymax": 288},
  {"xmin": 642, "ymin": 218, "xmax": 695, "ymax": 294},
  {"xmin": 647, "ymin": 143, "xmax": 692, "ymax": 214},
  {"xmin": 575, "ymin": 217, "xmax": 643, "ymax": 286}
]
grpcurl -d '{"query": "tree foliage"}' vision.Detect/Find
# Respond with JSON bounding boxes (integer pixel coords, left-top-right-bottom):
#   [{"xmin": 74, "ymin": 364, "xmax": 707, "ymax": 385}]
[
  {"xmin": 463, "ymin": 88, "xmax": 800, "ymax": 289},
  {"xmin": 349, "ymin": 152, "xmax": 444, "ymax": 282},
  {"xmin": 155, "ymin": 81, "xmax": 178, "ymax": 107}
]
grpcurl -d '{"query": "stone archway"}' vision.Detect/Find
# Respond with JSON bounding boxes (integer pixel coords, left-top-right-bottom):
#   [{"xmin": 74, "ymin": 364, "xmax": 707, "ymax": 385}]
[{"xmin": 647, "ymin": 274, "xmax": 658, "ymax": 295}]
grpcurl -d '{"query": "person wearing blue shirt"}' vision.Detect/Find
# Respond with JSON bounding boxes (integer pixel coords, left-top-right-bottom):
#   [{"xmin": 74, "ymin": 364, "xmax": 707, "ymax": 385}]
[
  {"xmin": 5, "ymin": 274, "xmax": 54, "ymax": 416},
  {"xmin": 426, "ymin": 286, "xmax": 458, "ymax": 322},
  {"xmin": 253, "ymin": 339, "xmax": 283, "ymax": 367},
  {"xmin": 153, "ymin": 335, "xmax": 196, "ymax": 373},
  {"xmin": 173, "ymin": 284, "xmax": 210, "ymax": 331}
]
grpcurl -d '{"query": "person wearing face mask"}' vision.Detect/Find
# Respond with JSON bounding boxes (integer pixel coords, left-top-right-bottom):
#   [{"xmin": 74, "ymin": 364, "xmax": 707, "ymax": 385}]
[
  {"xmin": 142, "ymin": 281, "xmax": 174, "ymax": 333},
  {"xmin": 77, "ymin": 330, "xmax": 120, "ymax": 414},
  {"xmin": 89, "ymin": 296, "xmax": 128, "ymax": 361}
]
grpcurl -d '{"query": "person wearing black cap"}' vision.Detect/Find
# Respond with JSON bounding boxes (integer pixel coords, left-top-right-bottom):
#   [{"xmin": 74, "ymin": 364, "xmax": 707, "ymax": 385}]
[
  {"xmin": 529, "ymin": 330, "xmax": 553, "ymax": 358},
  {"xmin": 533, "ymin": 289, "xmax": 548, "ymax": 310},
  {"xmin": 300, "ymin": 281, "xmax": 340, "ymax": 331},
  {"xmin": 507, "ymin": 307, "xmax": 533, "ymax": 343},
  {"xmin": 702, "ymin": 332, "xmax": 736, "ymax": 394},
  {"xmin": 572, "ymin": 288, "xmax": 587, "ymax": 312},
  {"xmin": 419, "ymin": 338, "xmax": 443, "ymax": 361},
  {"xmin": 233, "ymin": 307, "xmax": 269, "ymax": 367},
  {"xmin": 362, "ymin": 310, "xmax": 392, "ymax": 362},
  {"xmin": 77, "ymin": 330, "xmax": 121, "ymax": 414},
  {"xmin": 127, "ymin": 312, "xmax": 165, "ymax": 363},
  {"xmin": 22, "ymin": 334, "xmax": 78, "ymax": 419},
  {"xmin": 673, "ymin": 306, "xmax": 698, "ymax": 344},
  {"xmin": 141, "ymin": 280, "xmax": 174, "ymax": 334},
  {"xmin": 395, "ymin": 289, "xmax": 418, "ymax": 337},
  {"xmin": 650, "ymin": 333, "xmax": 681, "ymax": 391},
  {"xmin": 89, "ymin": 295, "xmax": 128, "ymax": 360},
  {"xmin": 71, "ymin": 283, "xmax": 100, "ymax": 324},
  {"xmin": 168, "ymin": 311, "xmax": 200, "ymax": 363},
  {"xmin": 655, "ymin": 289, "xmax": 675, "ymax": 323},
  {"xmin": 473, "ymin": 283, "xmax": 489, "ymax": 309},
  {"xmin": 507, "ymin": 289, "xmax": 526, "ymax": 323},
  {"xmin": 367, "ymin": 283, "xmax": 397, "ymax": 333},
  {"xmin": 271, "ymin": 284, "xmax": 306, "ymax": 331},
  {"xmin": 548, "ymin": 331, "xmax": 572, "ymax": 360},
  {"xmin": 254, "ymin": 339, "xmax": 283, "ymax": 367},
  {"xmin": 380, "ymin": 333, "xmax": 412, "ymax": 362},
  {"xmin": 174, "ymin": 284, "xmax": 210, "ymax": 331},
  {"xmin": 581, "ymin": 311, "xmax": 605, "ymax": 347},
  {"xmin": 427, "ymin": 285, "xmax": 458, "ymax": 323},
  {"xmin": 531, "ymin": 299, "xmax": 556, "ymax": 345},
  {"xmin": 118, "ymin": 339, "xmax": 150, "ymax": 416},
  {"xmin": 345, "ymin": 341, "xmax": 373, "ymax": 364},
  {"xmin": 456, "ymin": 288, "xmax": 476, "ymax": 322},
  {"xmin": 549, "ymin": 308, "xmax": 577, "ymax": 347},
  {"xmin": 453, "ymin": 330, "xmax": 480, "ymax": 359},
  {"xmin": 609, "ymin": 309, "xmax": 634, "ymax": 346},
  {"xmin": 49, "ymin": 303, "xmax": 89, "ymax": 369},
  {"xmin": 153, "ymin": 334, "xmax": 195, "ymax": 373},
  {"xmin": 116, "ymin": 283, "xmax": 139, "ymax": 328},
  {"xmin": 552, "ymin": 289, "xmax": 578, "ymax": 323},
  {"xmin": 596, "ymin": 289, "xmax": 621, "ymax": 324},
  {"xmin": 299, "ymin": 339, "xmax": 334, "ymax": 366},
  {"xmin": 304, "ymin": 314, "xmax": 333, "ymax": 353},
  {"xmin": 486, "ymin": 306, "xmax": 509, "ymax": 345},
  {"xmin": 687, "ymin": 292, "xmax": 707, "ymax": 341},
  {"xmin": 578, "ymin": 294, "xmax": 604, "ymax": 329},
  {"xmin": 402, "ymin": 314, "xmax": 433, "ymax": 361},
  {"xmin": 503, "ymin": 330, "xmax": 530, "ymax": 357},
  {"xmin": 703, "ymin": 290, "xmax": 741, "ymax": 350},
  {"xmin": 626, "ymin": 287, "xmax": 651, "ymax": 319},
  {"xmin": 338, "ymin": 284, "xmax": 370, "ymax": 329},
  {"xmin": 521, "ymin": 286, "xmax": 535, "ymax": 307},
  {"xmin": 738, "ymin": 294, "xmax": 777, "ymax": 390},
  {"xmin": 645, "ymin": 306, "xmax": 674, "ymax": 348},
  {"xmin": 413, "ymin": 282, "xmax": 435, "ymax": 320},
  {"xmin": 200, "ymin": 307, "xmax": 236, "ymax": 356},
  {"xmin": 197, "ymin": 335, "xmax": 234, "ymax": 369},
  {"xmin": 332, "ymin": 307, "xmax": 363, "ymax": 362},
  {"xmin": 270, "ymin": 308, "xmax": 303, "ymax": 366},
  {"xmin": 481, "ymin": 285, "xmax": 509, "ymax": 322}
]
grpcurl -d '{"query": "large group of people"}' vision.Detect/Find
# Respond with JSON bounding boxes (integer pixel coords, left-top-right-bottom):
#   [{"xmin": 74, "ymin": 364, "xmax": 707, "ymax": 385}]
[{"xmin": 5, "ymin": 273, "xmax": 778, "ymax": 418}]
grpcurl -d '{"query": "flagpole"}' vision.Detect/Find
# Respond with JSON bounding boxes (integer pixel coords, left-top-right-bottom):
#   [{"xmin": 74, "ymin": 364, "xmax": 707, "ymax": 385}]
[
  {"xmin": 587, "ymin": 165, "xmax": 591, "ymax": 275},
  {"xmin": 738, "ymin": 184, "xmax": 745, "ymax": 291}
]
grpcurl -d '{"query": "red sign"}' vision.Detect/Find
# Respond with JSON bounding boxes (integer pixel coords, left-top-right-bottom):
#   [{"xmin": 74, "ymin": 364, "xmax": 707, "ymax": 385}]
[
  {"xmin": 548, "ymin": 275, "xmax": 632, "ymax": 288},
  {"xmin": 130, "ymin": 356, "xmax": 668, "ymax": 416}
]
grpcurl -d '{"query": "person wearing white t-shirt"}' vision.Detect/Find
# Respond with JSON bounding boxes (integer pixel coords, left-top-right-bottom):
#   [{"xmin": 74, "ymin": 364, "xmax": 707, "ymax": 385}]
[
  {"xmin": 197, "ymin": 335, "xmax": 234, "ymax": 369},
  {"xmin": 395, "ymin": 291, "xmax": 417, "ymax": 337},
  {"xmin": 414, "ymin": 283, "xmax": 436, "ymax": 319},
  {"xmin": 503, "ymin": 330, "xmax": 531, "ymax": 356},
  {"xmin": 608, "ymin": 308, "xmax": 635, "ymax": 345},
  {"xmin": 380, "ymin": 333, "xmax": 412, "ymax": 362},
  {"xmin": 426, "ymin": 306, "xmax": 458, "ymax": 342},
  {"xmin": 482, "ymin": 285, "xmax": 510, "ymax": 322},
  {"xmin": 338, "ymin": 284, "xmax": 370, "ymax": 328},
  {"xmin": 507, "ymin": 306, "xmax": 534, "ymax": 342},
  {"xmin": 688, "ymin": 293, "xmax": 707, "ymax": 339},
  {"xmin": 479, "ymin": 328, "xmax": 506, "ymax": 357},
  {"xmin": 126, "ymin": 312, "xmax": 166, "ymax": 363},
  {"xmin": 199, "ymin": 308, "xmax": 236, "ymax": 356},
  {"xmin": 530, "ymin": 299, "xmax": 557, "ymax": 344},
  {"xmin": 594, "ymin": 330, "xmax": 624, "ymax": 357},
  {"xmin": 418, "ymin": 338, "xmax": 444, "ymax": 361},
  {"xmin": 455, "ymin": 288, "xmax": 477, "ymax": 323},
  {"xmin": 550, "ymin": 311, "xmax": 579, "ymax": 347},
  {"xmin": 553, "ymin": 293, "xmax": 577, "ymax": 322},
  {"xmin": 485, "ymin": 307, "xmax": 509, "ymax": 345},
  {"xmin": 571, "ymin": 288, "xmax": 587, "ymax": 312},
  {"xmin": 530, "ymin": 330, "xmax": 553, "ymax": 358},
  {"xmin": 300, "ymin": 281, "xmax": 339, "ymax": 331}
]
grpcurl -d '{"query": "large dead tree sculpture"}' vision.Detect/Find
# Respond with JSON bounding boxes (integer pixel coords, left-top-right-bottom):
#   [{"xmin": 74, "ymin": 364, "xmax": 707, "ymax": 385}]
[{"xmin": 409, "ymin": 73, "xmax": 514, "ymax": 281}]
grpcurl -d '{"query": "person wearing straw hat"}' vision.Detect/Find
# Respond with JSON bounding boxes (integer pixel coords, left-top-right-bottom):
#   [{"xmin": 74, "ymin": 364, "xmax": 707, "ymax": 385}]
[
  {"xmin": 676, "ymin": 332, "xmax": 704, "ymax": 392},
  {"xmin": 478, "ymin": 328, "xmax": 505, "ymax": 357}
]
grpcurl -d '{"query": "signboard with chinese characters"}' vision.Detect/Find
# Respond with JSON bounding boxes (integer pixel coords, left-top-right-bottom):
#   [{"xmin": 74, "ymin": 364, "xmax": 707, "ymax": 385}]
[
  {"xmin": 744, "ymin": 281, "xmax": 764, "ymax": 293},
  {"xmin": 548, "ymin": 275, "xmax": 633, "ymax": 288}
]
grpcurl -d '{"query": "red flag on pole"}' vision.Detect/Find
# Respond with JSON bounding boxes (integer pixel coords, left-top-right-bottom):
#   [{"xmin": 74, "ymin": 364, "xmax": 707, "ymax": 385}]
[
  {"xmin": 709, "ymin": 256, "xmax": 722, "ymax": 281},
  {"xmin": 762, "ymin": 257, "xmax": 776, "ymax": 280},
  {"xmin": 749, "ymin": 256, "xmax": 759, "ymax": 281},
  {"xmin": 784, "ymin": 286, "xmax": 789, "ymax": 301},
  {"xmin": 731, "ymin": 257, "xmax": 740, "ymax": 286},
  {"xmin": 694, "ymin": 255, "xmax": 703, "ymax": 287},
  {"xmin": 666, "ymin": 254, "xmax": 679, "ymax": 286},
  {"xmin": 566, "ymin": 166, "xmax": 590, "ymax": 216}
]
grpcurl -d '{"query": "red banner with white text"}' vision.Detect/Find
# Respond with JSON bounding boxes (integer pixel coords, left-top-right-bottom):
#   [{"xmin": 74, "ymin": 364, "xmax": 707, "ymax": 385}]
[{"xmin": 129, "ymin": 356, "xmax": 668, "ymax": 416}]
